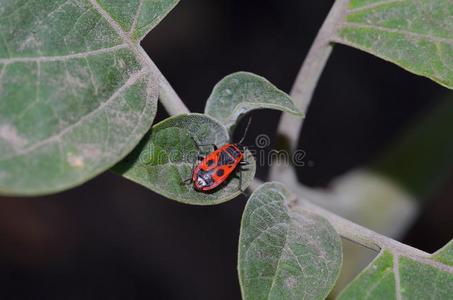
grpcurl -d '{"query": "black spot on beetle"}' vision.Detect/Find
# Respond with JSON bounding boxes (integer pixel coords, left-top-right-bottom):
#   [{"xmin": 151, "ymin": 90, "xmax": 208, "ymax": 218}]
[
  {"xmin": 216, "ymin": 169, "xmax": 225, "ymax": 177},
  {"xmin": 218, "ymin": 151, "xmax": 234, "ymax": 165}
]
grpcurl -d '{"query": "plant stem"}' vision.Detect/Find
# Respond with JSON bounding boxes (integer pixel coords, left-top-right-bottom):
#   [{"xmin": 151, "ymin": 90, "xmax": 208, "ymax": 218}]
[
  {"xmin": 293, "ymin": 198, "xmax": 424, "ymax": 254},
  {"xmin": 291, "ymin": 196, "xmax": 453, "ymax": 273},
  {"xmin": 136, "ymin": 47, "xmax": 190, "ymax": 115},
  {"xmin": 251, "ymin": 178, "xmax": 417, "ymax": 254},
  {"xmin": 158, "ymin": 73, "xmax": 190, "ymax": 115},
  {"xmin": 250, "ymin": 180, "xmax": 452, "ymax": 272},
  {"xmin": 251, "ymin": 179, "xmax": 451, "ymax": 272},
  {"xmin": 276, "ymin": 0, "xmax": 350, "ymax": 151}
]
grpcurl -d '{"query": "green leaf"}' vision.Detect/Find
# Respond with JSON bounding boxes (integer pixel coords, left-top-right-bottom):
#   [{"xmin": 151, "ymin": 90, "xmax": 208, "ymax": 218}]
[
  {"xmin": 96, "ymin": 0, "xmax": 180, "ymax": 41},
  {"xmin": 338, "ymin": 242, "xmax": 453, "ymax": 300},
  {"xmin": 433, "ymin": 240, "xmax": 453, "ymax": 267},
  {"xmin": 238, "ymin": 182, "xmax": 342, "ymax": 300},
  {"xmin": 114, "ymin": 114, "xmax": 256, "ymax": 205},
  {"xmin": 336, "ymin": 251, "xmax": 397, "ymax": 300},
  {"xmin": 205, "ymin": 72, "xmax": 303, "ymax": 130},
  {"xmin": 337, "ymin": 0, "xmax": 453, "ymax": 89},
  {"xmin": 0, "ymin": 0, "xmax": 179, "ymax": 195}
]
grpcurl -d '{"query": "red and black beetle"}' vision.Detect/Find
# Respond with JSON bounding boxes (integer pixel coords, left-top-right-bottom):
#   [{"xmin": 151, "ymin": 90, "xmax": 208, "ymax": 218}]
[{"xmin": 186, "ymin": 118, "xmax": 251, "ymax": 192}]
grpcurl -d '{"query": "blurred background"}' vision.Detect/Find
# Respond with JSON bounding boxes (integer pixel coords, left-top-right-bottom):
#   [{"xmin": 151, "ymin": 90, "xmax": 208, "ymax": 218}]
[{"xmin": 1, "ymin": 0, "xmax": 452, "ymax": 299}]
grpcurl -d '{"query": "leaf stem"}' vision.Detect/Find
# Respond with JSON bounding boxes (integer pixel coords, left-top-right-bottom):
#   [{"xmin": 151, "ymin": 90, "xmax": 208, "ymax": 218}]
[
  {"xmin": 251, "ymin": 178, "xmax": 419, "ymax": 255},
  {"xmin": 249, "ymin": 179, "xmax": 453, "ymax": 273},
  {"xmin": 276, "ymin": 0, "xmax": 350, "ymax": 151},
  {"xmin": 136, "ymin": 47, "xmax": 190, "ymax": 115},
  {"xmin": 291, "ymin": 196, "xmax": 453, "ymax": 273},
  {"xmin": 293, "ymin": 198, "xmax": 424, "ymax": 255},
  {"xmin": 157, "ymin": 69, "xmax": 190, "ymax": 115}
]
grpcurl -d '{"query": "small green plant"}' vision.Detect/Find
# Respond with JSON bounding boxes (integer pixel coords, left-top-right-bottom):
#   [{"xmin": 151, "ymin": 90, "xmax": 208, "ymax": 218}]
[{"xmin": 0, "ymin": 0, "xmax": 452, "ymax": 299}]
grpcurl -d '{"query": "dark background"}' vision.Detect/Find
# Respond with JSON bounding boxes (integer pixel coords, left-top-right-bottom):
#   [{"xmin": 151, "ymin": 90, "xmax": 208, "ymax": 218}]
[{"xmin": 1, "ymin": 1, "xmax": 452, "ymax": 299}]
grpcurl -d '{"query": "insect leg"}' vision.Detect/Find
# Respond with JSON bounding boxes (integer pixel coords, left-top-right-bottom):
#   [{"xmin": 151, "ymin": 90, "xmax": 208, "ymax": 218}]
[
  {"xmin": 190, "ymin": 136, "xmax": 217, "ymax": 152},
  {"xmin": 240, "ymin": 148, "xmax": 251, "ymax": 165},
  {"xmin": 193, "ymin": 150, "xmax": 204, "ymax": 169},
  {"xmin": 182, "ymin": 150, "xmax": 202, "ymax": 186},
  {"xmin": 189, "ymin": 137, "xmax": 205, "ymax": 162}
]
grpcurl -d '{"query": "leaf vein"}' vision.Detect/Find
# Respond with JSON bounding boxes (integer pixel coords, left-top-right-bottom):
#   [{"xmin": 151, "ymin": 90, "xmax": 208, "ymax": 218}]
[
  {"xmin": 129, "ymin": 0, "xmax": 144, "ymax": 34},
  {"xmin": 0, "ymin": 44, "xmax": 128, "ymax": 64},
  {"xmin": 0, "ymin": 68, "xmax": 149, "ymax": 161},
  {"xmin": 394, "ymin": 254, "xmax": 402, "ymax": 300},
  {"xmin": 267, "ymin": 223, "xmax": 290, "ymax": 300},
  {"xmin": 348, "ymin": 0, "xmax": 406, "ymax": 14},
  {"xmin": 341, "ymin": 21, "xmax": 453, "ymax": 45}
]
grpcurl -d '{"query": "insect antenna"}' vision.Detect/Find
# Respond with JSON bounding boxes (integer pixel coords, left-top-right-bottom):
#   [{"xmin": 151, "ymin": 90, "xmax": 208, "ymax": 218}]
[{"xmin": 237, "ymin": 116, "xmax": 252, "ymax": 145}]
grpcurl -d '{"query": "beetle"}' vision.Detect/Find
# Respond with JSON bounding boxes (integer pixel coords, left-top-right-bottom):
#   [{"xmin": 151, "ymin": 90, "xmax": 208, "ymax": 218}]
[{"xmin": 186, "ymin": 118, "xmax": 252, "ymax": 192}]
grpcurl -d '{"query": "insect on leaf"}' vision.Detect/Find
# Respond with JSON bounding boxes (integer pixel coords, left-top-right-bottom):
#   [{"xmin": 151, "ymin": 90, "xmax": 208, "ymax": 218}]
[
  {"xmin": 205, "ymin": 72, "xmax": 303, "ymax": 130},
  {"xmin": 238, "ymin": 182, "xmax": 342, "ymax": 300},
  {"xmin": 114, "ymin": 114, "xmax": 256, "ymax": 205},
  {"xmin": 336, "ymin": 0, "xmax": 453, "ymax": 89},
  {"xmin": 0, "ymin": 0, "xmax": 179, "ymax": 195}
]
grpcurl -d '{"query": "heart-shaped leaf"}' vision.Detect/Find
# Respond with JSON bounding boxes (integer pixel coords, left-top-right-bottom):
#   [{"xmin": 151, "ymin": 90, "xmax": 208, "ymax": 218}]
[
  {"xmin": 0, "ymin": 0, "xmax": 179, "ymax": 195},
  {"xmin": 337, "ymin": 241, "xmax": 453, "ymax": 299},
  {"xmin": 114, "ymin": 113, "xmax": 256, "ymax": 205},
  {"xmin": 336, "ymin": 0, "xmax": 453, "ymax": 89},
  {"xmin": 238, "ymin": 182, "xmax": 342, "ymax": 300},
  {"xmin": 205, "ymin": 72, "xmax": 303, "ymax": 130}
]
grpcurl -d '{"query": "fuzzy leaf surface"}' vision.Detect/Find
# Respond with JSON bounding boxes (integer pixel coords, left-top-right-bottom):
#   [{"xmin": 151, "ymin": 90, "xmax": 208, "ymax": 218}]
[
  {"xmin": 114, "ymin": 114, "xmax": 256, "ymax": 205},
  {"xmin": 337, "ymin": 0, "xmax": 453, "ymax": 88},
  {"xmin": 0, "ymin": 0, "xmax": 179, "ymax": 195},
  {"xmin": 205, "ymin": 72, "xmax": 303, "ymax": 130},
  {"xmin": 238, "ymin": 182, "xmax": 342, "ymax": 300},
  {"xmin": 338, "ymin": 241, "xmax": 453, "ymax": 300}
]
